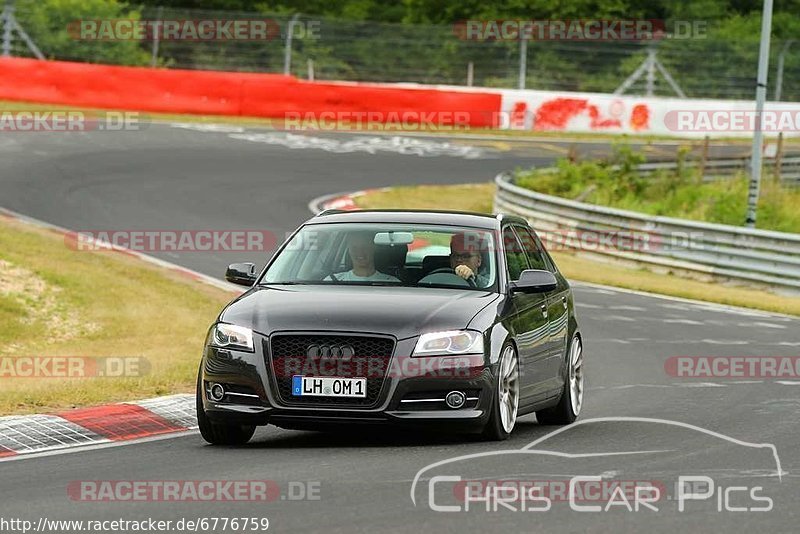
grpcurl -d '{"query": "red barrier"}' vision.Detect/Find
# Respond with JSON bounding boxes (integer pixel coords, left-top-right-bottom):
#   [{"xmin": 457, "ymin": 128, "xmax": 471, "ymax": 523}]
[{"xmin": 0, "ymin": 57, "xmax": 500, "ymax": 127}]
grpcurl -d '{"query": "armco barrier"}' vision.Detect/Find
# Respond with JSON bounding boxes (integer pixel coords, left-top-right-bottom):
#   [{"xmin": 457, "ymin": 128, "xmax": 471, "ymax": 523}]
[
  {"xmin": 0, "ymin": 57, "xmax": 500, "ymax": 127},
  {"xmin": 494, "ymin": 172, "xmax": 800, "ymax": 290},
  {"xmin": 6, "ymin": 57, "xmax": 800, "ymax": 137}
]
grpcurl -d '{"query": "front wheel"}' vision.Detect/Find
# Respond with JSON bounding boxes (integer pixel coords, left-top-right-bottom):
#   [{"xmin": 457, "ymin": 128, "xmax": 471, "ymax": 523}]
[
  {"xmin": 482, "ymin": 342, "xmax": 519, "ymax": 441},
  {"xmin": 536, "ymin": 334, "xmax": 584, "ymax": 425},
  {"xmin": 196, "ymin": 369, "xmax": 256, "ymax": 445}
]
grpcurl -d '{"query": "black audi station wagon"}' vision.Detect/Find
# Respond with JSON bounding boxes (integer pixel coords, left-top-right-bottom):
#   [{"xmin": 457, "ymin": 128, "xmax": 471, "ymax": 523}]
[{"xmin": 197, "ymin": 210, "xmax": 584, "ymax": 443}]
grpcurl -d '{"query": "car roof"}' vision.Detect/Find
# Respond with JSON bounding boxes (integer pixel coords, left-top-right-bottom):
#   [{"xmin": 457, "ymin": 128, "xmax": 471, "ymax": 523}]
[{"xmin": 307, "ymin": 209, "xmax": 527, "ymax": 229}]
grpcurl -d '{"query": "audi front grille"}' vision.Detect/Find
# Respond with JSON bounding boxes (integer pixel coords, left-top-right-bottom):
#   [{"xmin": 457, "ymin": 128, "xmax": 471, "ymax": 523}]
[{"xmin": 268, "ymin": 333, "xmax": 395, "ymax": 407}]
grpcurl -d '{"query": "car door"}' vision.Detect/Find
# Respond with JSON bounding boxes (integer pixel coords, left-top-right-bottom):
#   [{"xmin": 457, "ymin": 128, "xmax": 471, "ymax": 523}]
[
  {"xmin": 501, "ymin": 225, "xmax": 552, "ymax": 403},
  {"xmin": 514, "ymin": 224, "xmax": 569, "ymax": 395}
]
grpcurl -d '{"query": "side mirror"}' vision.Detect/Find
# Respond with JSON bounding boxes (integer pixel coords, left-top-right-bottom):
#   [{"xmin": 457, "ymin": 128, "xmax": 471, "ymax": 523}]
[
  {"xmin": 225, "ymin": 262, "xmax": 257, "ymax": 287},
  {"xmin": 510, "ymin": 269, "xmax": 557, "ymax": 294}
]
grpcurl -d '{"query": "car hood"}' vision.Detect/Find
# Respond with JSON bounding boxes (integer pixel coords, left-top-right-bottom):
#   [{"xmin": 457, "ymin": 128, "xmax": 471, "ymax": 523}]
[{"xmin": 219, "ymin": 285, "xmax": 499, "ymax": 340}]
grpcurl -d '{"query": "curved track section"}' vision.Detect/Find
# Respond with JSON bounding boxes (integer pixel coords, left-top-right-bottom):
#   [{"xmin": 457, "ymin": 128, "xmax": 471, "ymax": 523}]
[{"xmin": 1, "ymin": 125, "xmax": 798, "ymax": 533}]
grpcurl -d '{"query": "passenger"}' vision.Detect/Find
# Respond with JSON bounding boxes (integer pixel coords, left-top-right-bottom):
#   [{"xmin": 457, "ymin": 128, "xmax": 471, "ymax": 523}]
[{"xmin": 328, "ymin": 231, "xmax": 400, "ymax": 283}]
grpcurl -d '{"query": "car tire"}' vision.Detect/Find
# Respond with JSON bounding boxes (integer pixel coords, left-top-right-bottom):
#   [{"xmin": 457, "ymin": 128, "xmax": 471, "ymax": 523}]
[
  {"xmin": 196, "ymin": 369, "xmax": 256, "ymax": 446},
  {"xmin": 536, "ymin": 334, "xmax": 584, "ymax": 425},
  {"xmin": 482, "ymin": 342, "xmax": 520, "ymax": 441}
]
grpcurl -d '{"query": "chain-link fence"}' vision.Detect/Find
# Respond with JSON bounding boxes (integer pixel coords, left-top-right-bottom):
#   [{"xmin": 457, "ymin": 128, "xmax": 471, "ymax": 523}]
[{"xmin": 3, "ymin": 1, "xmax": 800, "ymax": 101}]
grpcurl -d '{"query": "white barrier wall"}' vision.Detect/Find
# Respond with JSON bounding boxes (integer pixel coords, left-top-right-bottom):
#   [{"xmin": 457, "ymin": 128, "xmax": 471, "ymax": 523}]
[{"xmin": 495, "ymin": 88, "xmax": 800, "ymax": 138}]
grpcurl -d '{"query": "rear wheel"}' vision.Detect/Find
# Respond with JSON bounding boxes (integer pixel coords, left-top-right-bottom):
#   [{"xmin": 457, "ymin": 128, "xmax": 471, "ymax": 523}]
[
  {"xmin": 537, "ymin": 334, "xmax": 583, "ymax": 425},
  {"xmin": 482, "ymin": 342, "xmax": 519, "ymax": 441},
  {"xmin": 196, "ymin": 369, "xmax": 256, "ymax": 445}
]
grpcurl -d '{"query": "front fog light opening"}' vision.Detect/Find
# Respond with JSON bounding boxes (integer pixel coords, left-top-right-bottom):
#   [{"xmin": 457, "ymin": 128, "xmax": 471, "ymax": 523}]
[
  {"xmin": 445, "ymin": 390, "xmax": 466, "ymax": 409},
  {"xmin": 209, "ymin": 383, "xmax": 225, "ymax": 402}
]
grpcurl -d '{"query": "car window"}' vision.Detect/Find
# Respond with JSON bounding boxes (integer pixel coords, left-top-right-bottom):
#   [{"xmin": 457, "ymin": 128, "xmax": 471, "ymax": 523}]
[
  {"xmin": 514, "ymin": 225, "xmax": 549, "ymax": 271},
  {"xmin": 502, "ymin": 226, "xmax": 529, "ymax": 282},
  {"xmin": 261, "ymin": 223, "xmax": 498, "ymax": 291}
]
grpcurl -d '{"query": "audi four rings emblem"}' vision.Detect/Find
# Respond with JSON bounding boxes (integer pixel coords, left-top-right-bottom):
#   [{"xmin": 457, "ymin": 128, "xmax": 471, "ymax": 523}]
[{"xmin": 306, "ymin": 343, "xmax": 356, "ymax": 361}]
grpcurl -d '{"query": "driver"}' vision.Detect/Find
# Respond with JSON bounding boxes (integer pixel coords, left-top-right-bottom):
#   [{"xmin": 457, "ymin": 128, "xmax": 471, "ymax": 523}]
[
  {"xmin": 450, "ymin": 232, "xmax": 490, "ymax": 288},
  {"xmin": 327, "ymin": 231, "xmax": 400, "ymax": 283}
]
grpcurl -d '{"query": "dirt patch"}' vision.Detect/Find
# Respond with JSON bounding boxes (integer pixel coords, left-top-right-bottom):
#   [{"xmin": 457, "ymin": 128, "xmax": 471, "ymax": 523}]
[{"xmin": 0, "ymin": 259, "xmax": 99, "ymax": 354}]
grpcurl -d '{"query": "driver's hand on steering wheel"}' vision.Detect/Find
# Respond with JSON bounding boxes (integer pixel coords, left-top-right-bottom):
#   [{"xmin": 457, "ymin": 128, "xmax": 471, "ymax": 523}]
[{"xmin": 455, "ymin": 265, "xmax": 474, "ymax": 280}]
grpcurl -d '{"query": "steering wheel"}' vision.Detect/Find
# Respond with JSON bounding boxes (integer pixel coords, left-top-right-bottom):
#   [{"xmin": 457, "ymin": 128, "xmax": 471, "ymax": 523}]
[{"xmin": 421, "ymin": 267, "xmax": 477, "ymax": 288}]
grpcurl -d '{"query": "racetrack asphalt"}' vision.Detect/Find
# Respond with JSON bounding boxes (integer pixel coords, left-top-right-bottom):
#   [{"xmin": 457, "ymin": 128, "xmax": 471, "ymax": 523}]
[{"xmin": 1, "ymin": 124, "xmax": 798, "ymax": 533}]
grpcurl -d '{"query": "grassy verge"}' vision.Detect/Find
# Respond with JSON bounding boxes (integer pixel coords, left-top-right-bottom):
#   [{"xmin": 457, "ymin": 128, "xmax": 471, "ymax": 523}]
[
  {"xmin": 516, "ymin": 146, "xmax": 800, "ymax": 233},
  {"xmin": 0, "ymin": 216, "xmax": 233, "ymax": 415},
  {"xmin": 353, "ymin": 183, "xmax": 800, "ymax": 316}
]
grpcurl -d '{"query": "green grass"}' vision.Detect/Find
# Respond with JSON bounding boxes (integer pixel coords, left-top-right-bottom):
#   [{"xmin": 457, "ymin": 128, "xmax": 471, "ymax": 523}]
[
  {"xmin": 0, "ymin": 216, "xmax": 233, "ymax": 415},
  {"xmin": 353, "ymin": 183, "xmax": 495, "ymax": 214},
  {"xmin": 354, "ymin": 182, "xmax": 800, "ymax": 316}
]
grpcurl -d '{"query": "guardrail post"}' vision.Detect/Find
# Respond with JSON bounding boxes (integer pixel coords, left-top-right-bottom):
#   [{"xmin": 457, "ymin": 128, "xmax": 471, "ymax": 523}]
[
  {"xmin": 467, "ymin": 61, "xmax": 474, "ymax": 87},
  {"xmin": 699, "ymin": 136, "xmax": 709, "ymax": 179},
  {"xmin": 567, "ymin": 144, "xmax": 578, "ymax": 163},
  {"xmin": 774, "ymin": 132, "xmax": 784, "ymax": 182}
]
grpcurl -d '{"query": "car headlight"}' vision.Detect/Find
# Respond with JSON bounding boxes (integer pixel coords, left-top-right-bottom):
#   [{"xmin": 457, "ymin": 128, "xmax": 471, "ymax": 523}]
[
  {"xmin": 210, "ymin": 323, "xmax": 254, "ymax": 352},
  {"xmin": 412, "ymin": 330, "xmax": 483, "ymax": 357}
]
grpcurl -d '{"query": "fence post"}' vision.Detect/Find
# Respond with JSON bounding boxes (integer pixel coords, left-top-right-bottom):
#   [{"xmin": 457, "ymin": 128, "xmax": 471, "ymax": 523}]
[
  {"xmin": 745, "ymin": 0, "xmax": 774, "ymax": 228},
  {"xmin": 2, "ymin": 0, "xmax": 13, "ymax": 57},
  {"xmin": 467, "ymin": 61, "xmax": 473, "ymax": 87},
  {"xmin": 150, "ymin": 6, "xmax": 163, "ymax": 67},
  {"xmin": 775, "ymin": 40, "xmax": 794, "ymax": 102},
  {"xmin": 283, "ymin": 13, "xmax": 300, "ymax": 75},
  {"xmin": 307, "ymin": 58, "xmax": 314, "ymax": 81},
  {"xmin": 645, "ymin": 48, "xmax": 656, "ymax": 96},
  {"xmin": 518, "ymin": 36, "xmax": 527, "ymax": 89}
]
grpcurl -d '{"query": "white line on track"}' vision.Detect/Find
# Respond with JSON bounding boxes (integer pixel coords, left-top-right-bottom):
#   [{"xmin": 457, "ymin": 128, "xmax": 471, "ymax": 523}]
[
  {"xmin": 663, "ymin": 318, "xmax": 705, "ymax": 325},
  {"xmin": 751, "ymin": 322, "xmax": 788, "ymax": 329}
]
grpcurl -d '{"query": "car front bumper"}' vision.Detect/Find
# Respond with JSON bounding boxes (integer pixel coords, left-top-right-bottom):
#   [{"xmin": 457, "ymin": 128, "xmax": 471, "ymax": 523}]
[{"xmin": 200, "ymin": 336, "xmax": 496, "ymax": 433}]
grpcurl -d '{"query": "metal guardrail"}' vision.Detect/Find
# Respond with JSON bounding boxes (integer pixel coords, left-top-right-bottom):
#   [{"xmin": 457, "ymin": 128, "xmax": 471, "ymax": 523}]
[
  {"xmin": 638, "ymin": 155, "xmax": 800, "ymax": 184},
  {"xmin": 494, "ymin": 171, "xmax": 800, "ymax": 291}
]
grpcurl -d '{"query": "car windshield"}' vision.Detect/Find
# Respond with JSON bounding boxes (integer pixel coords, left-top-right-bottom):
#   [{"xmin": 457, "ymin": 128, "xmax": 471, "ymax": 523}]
[{"xmin": 261, "ymin": 222, "xmax": 497, "ymax": 291}]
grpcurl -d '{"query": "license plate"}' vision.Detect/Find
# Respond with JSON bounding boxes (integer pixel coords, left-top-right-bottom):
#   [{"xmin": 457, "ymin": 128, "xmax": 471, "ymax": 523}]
[{"xmin": 291, "ymin": 376, "xmax": 366, "ymax": 398}]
